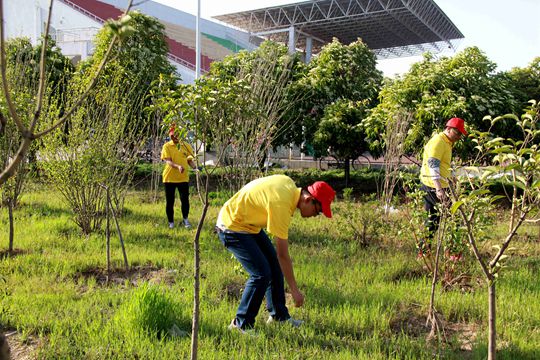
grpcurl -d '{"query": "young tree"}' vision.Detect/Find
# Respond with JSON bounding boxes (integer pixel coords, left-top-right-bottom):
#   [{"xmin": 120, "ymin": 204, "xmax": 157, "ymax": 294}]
[
  {"xmin": 42, "ymin": 10, "xmax": 175, "ymax": 234},
  {"xmin": 151, "ymin": 41, "xmax": 303, "ymax": 360},
  {"xmin": 449, "ymin": 101, "xmax": 540, "ymax": 359},
  {"xmin": 0, "ymin": 36, "xmax": 73, "ymax": 251},
  {"xmin": 0, "ymin": 0, "xmax": 135, "ymax": 187}
]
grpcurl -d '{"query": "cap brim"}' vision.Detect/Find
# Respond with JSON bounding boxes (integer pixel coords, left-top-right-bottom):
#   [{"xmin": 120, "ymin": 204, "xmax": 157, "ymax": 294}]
[{"xmin": 322, "ymin": 203, "xmax": 332, "ymax": 218}]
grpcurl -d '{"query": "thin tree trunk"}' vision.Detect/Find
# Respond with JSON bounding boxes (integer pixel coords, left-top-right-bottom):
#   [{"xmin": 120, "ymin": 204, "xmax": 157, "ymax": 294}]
[
  {"xmin": 426, "ymin": 206, "xmax": 448, "ymax": 340},
  {"xmin": 344, "ymin": 158, "xmax": 350, "ymax": 188},
  {"xmin": 427, "ymin": 225, "xmax": 443, "ymax": 338},
  {"xmin": 488, "ymin": 281, "xmax": 496, "ymax": 360},
  {"xmin": 8, "ymin": 199, "xmax": 14, "ymax": 252},
  {"xmin": 190, "ymin": 183, "xmax": 210, "ymax": 360},
  {"xmin": 106, "ymin": 187, "xmax": 111, "ymax": 281},
  {"xmin": 111, "ymin": 202, "xmax": 129, "ymax": 271}
]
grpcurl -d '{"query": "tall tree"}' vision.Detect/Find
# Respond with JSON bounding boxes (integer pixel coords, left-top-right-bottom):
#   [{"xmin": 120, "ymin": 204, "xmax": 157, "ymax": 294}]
[
  {"xmin": 312, "ymin": 99, "xmax": 372, "ymax": 186},
  {"xmin": 365, "ymin": 47, "xmax": 521, "ymax": 160},
  {"xmin": 506, "ymin": 57, "xmax": 540, "ymax": 107},
  {"xmin": 292, "ymin": 38, "xmax": 382, "ymax": 182},
  {"xmin": 78, "ymin": 10, "xmax": 177, "ymax": 140}
]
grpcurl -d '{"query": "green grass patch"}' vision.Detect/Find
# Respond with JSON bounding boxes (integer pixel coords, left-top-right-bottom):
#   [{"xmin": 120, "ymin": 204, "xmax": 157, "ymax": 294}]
[{"xmin": 0, "ymin": 184, "xmax": 539, "ymax": 359}]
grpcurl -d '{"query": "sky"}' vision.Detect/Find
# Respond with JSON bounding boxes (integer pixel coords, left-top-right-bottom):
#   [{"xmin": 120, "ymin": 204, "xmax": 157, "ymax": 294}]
[{"xmin": 152, "ymin": 0, "xmax": 540, "ymax": 76}]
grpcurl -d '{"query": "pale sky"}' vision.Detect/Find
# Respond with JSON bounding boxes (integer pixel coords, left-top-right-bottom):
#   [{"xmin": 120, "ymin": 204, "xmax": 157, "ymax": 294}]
[{"xmin": 153, "ymin": 0, "xmax": 540, "ymax": 76}]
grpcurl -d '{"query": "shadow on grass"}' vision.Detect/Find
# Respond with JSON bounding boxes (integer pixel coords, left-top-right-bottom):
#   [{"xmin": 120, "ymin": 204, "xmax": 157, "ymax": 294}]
[
  {"xmin": 19, "ymin": 201, "xmax": 71, "ymax": 218},
  {"xmin": 0, "ymin": 249, "xmax": 30, "ymax": 260},
  {"xmin": 470, "ymin": 343, "xmax": 540, "ymax": 360},
  {"xmin": 73, "ymin": 264, "xmax": 184, "ymax": 289}
]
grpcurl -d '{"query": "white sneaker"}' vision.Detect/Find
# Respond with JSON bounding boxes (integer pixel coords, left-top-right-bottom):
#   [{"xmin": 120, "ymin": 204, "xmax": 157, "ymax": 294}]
[
  {"xmin": 168, "ymin": 222, "xmax": 174, "ymax": 229},
  {"xmin": 183, "ymin": 218, "xmax": 192, "ymax": 229},
  {"xmin": 228, "ymin": 319, "xmax": 256, "ymax": 336},
  {"xmin": 266, "ymin": 316, "xmax": 304, "ymax": 327}
]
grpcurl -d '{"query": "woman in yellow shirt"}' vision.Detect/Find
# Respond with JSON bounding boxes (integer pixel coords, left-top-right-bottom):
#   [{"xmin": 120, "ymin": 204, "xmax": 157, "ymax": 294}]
[{"xmin": 161, "ymin": 126, "xmax": 197, "ymax": 229}]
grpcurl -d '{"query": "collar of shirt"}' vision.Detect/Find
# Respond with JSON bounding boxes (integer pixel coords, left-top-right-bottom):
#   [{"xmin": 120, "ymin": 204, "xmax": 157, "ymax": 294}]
[{"xmin": 440, "ymin": 132, "xmax": 454, "ymax": 147}]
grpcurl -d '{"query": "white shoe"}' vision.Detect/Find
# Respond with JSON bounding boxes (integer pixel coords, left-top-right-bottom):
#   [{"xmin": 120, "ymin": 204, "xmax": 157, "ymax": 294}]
[
  {"xmin": 183, "ymin": 218, "xmax": 192, "ymax": 229},
  {"xmin": 266, "ymin": 316, "xmax": 304, "ymax": 327},
  {"xmin": 228, "ymin": 319, "xmax": 256, "ymax": 336},
  {"xmin": 168, "ymin": 222, "xmax": 174, "ymax": 229}
]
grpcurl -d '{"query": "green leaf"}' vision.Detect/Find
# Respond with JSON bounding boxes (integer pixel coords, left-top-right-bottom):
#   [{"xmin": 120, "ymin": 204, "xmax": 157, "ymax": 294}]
[
  {"xmin": 489, "ymin": 195, "xmax": 506, "ymax": 204},
  {"xmin": 469, "ymin": 189, "xmax": 490, "ymax": 197},
  {"xmin": 450, "ymin": 201, "xmax": 464, "ymax": 214}
]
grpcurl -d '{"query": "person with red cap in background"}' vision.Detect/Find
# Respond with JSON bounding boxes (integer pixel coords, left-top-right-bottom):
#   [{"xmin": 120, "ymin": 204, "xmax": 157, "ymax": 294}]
[
  {"xmin": 216, "ymin": 174, "xmax": 335, "ymax": 333},
  {"xmin": 161, "ymin": 125, "xmax": 197, "ymax": 229},
  {"xmin": 418, "ymin": 117, "xmax": 467, "ymax": 255}
]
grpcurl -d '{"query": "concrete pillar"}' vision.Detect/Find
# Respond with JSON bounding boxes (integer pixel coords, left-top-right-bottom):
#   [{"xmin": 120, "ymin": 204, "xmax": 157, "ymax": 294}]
[
  {"xmin": 288, "ymin": 25, "xmax": 295, "ymax": 54},
  {"xmin": 305, "ymin": 36, "xmax": 313, "ymax": 62}
]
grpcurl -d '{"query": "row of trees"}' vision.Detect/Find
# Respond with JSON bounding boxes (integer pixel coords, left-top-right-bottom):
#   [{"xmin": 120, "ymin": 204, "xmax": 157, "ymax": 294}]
[
  {"xmin": 185, "ymin": 40, "xmax": 539, "ymax": 187},
  {"xmin": 3, "ymin": 18, "xmax": 539, "ymax": 203}
]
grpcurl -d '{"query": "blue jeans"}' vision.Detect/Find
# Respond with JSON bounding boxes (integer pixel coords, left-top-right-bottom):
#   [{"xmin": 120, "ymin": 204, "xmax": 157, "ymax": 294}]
[{"xmin": 218, "ymin": 229, "xmax": 290, "ymax": 329}]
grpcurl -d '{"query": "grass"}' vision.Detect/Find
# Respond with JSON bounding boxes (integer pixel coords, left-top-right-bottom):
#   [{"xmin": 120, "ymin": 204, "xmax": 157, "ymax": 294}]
[{"xmin": 1, "ymin": 184, "xmax": 539, "ymax": 359}]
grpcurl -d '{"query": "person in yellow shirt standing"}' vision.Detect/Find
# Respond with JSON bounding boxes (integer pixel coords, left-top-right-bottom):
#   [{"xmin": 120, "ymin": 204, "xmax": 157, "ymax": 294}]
[
  {"xmin": 161, "ymin": 126, "xmax": 197, "ymax": 229},
  {"xmin": 216, "ymin": 174, "xmax": 336, "ymax": 333},
  {"xmin": 419, "ymin": 117, "xmax": 467, "ymax": 254}
]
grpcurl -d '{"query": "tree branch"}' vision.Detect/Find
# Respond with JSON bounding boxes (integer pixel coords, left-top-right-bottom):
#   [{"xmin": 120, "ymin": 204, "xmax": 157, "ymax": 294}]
[
  {"xmin": 447, "ymin": 183, "xmax": 493, "ymax": 280},
  {"xmin": 490, "ymin": 210, "xmax": 527, "ymax": 269},
  {"xmin": 0, "ymin": 137, "xmax": 32, "ymax": 186},
  {"xmin": 30, "ymin": 0, "xmax": 54, "ymax": 132},
  {"xmin": 34, "ymin": 0, "xmax": 134, "ymax": 139},
  {"xmin": 0, "ymin": 110, "xmax": 6, "ymax": 136},
  {"xmin": 0, "ymin": 0, "xmax": 25, "ymax": 132}
]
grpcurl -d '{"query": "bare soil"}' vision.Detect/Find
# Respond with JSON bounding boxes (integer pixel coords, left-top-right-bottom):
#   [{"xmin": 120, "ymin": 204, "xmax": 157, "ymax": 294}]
[
  {"xmin": 3, "ymin": 332, "xmax": 41, "ymax": 360},
  {"xmin": 389, "ymin": 303, "xmax": 479, "ymax": 353}
]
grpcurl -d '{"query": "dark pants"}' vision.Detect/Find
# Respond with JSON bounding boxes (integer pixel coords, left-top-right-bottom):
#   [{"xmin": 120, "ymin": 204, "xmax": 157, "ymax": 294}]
[
  {"xmin": 164, "ymin": 182, "xmax": 189, "ymax": 222},
  {"xmin": 218, "ymin": 229, "xmax": 290, "ymax": 329},
  {"xmin": 421, "ymin": 184, "xmax": 440, "ymax": 242}
]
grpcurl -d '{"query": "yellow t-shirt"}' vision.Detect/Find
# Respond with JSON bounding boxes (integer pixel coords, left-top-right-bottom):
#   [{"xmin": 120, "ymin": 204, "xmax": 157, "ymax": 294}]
[
  {"xmin": 420, "ymin": 132, "xmax": 453, "ymax": 188},
  {"xmin": 161, "ymin": 140, "xmax": 194, "ymax": 183},
  {"xmin": 217, "ymin": 175, "xmax": 301, "ymax": 239}
]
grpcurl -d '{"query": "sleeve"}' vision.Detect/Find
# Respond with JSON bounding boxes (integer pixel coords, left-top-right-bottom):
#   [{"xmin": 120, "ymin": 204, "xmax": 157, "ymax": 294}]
[
  {"xmin": 184, "ymin": 143, "xmax": 195, "ymax": 161},
  {"xmin": 425, "ymin": 137, "xmax": 444, "ymax": 180},
  {"xmin": 427, "ymin": 157, "xmax": 442, "ymax": 180},
  {"xmin": 161, "ymin": 143, "xmax": 170, "ymax": 160},
  {"xmin": 266, "ymin": 201, "xmax": 293, "ymax": 240}
]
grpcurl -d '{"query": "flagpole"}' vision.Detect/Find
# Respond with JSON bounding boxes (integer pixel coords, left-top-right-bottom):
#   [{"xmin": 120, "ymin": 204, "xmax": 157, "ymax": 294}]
[{"xmin": 195, "ymin": 0, "xmax": 201, "ymax": 79}]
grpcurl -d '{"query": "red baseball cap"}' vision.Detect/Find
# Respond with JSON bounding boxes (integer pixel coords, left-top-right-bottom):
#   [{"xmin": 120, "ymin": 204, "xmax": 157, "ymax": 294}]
[
  {"xmin": 168, "ymin": 124, "xmax": 176, "ymax": 136},
  {"xmin": 307, "ymin": 181, "xmax": 336, "ymax": 218},
  {"xmin": 446, "ymin": 117, "xmax": 467, "ymax": 136}
]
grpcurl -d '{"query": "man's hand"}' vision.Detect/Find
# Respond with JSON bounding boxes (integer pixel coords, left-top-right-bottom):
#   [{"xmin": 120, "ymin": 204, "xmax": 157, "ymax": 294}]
[
  {"xmin": 291, "ymin": 289, "xmax": 305, "ymax": 307},
  {"xmin": 177, "ymin": 164, "xmax": 185, "ymax": 173},
  {"xmin": 435, "ymin": 188, "xmax": 447, "ymax": 202}
]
